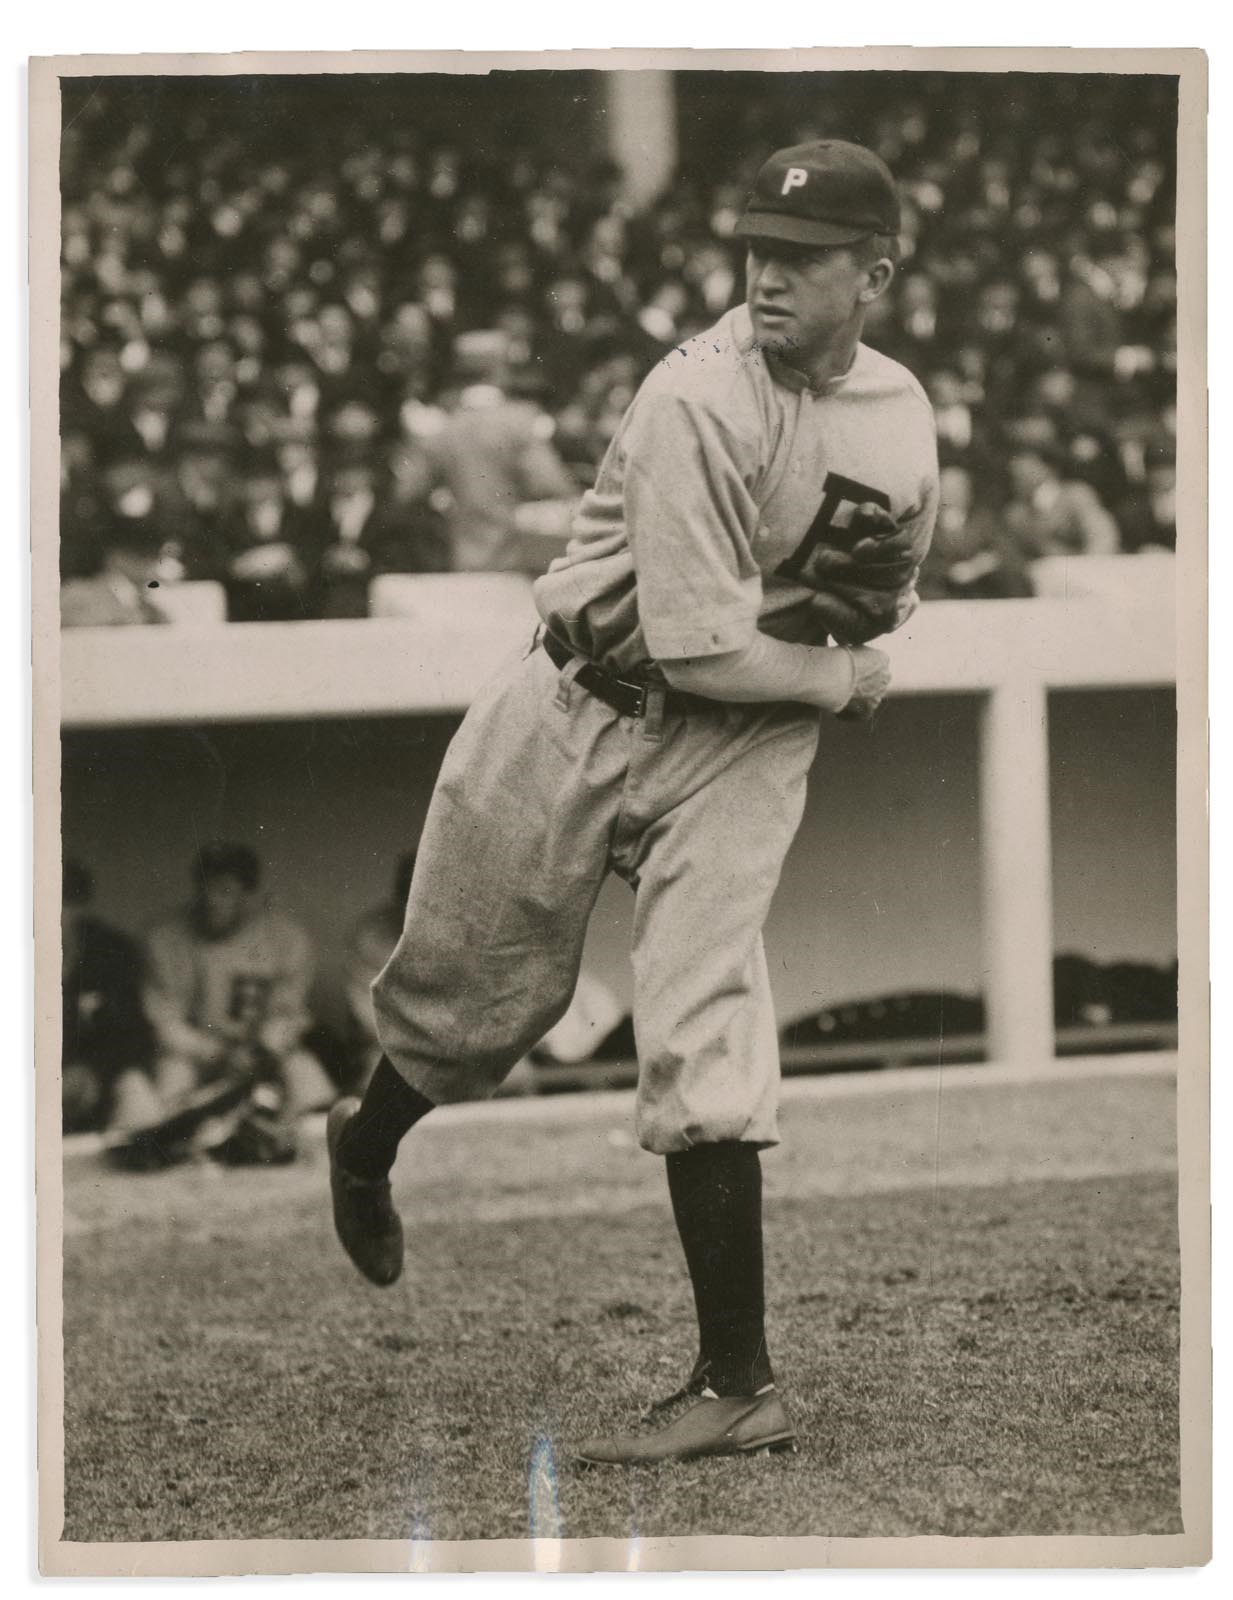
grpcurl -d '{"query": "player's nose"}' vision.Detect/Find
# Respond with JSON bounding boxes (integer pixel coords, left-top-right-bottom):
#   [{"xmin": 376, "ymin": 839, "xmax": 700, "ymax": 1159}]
[
  {"xmin": 747, "ymin": 249, "xmax": 787, "ymax": 297},
  {"xmin": 754, "ymin": 257, "xmax": 787, "ymax": 294}
]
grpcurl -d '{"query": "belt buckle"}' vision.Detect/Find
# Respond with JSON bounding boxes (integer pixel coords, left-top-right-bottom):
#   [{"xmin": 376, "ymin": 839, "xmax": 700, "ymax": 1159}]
[{"xmin": 621, "ymin": 678, "xmax": 649, "ymax": 719}]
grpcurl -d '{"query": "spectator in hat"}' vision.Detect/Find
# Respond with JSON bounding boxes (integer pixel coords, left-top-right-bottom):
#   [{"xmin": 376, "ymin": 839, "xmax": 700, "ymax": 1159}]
[
  {"xmin": 270, "ymin": 356, "xmax": 323, "ymax": 426},
  {"xmin": 128, "ymin": 351, "xmax": 187, "ymax": 457},
  {"xmin": 166, "ymin": 418, "xmax": 238, "ymax": 582},
  {"xmin": 310, "ymin": 456, "xmax": 383, "ymax": 619},
  {"xmin": 1003, "ymin": 445, "xmax": 1122, "ymax": 560},
  {"xmin": 375, "ymin": 302, "xmax": 435, "ymax": 410},
  {"xmin": 349, "ymin": 441, "xmax": 452, "ymax": 581},
  {"xmin": 323, "ymin": 393, "xmax": 384, "ymax": 457},
  {"xmin": 1116, "ymin": 445, "xmax": 1176, "ymax": 553},
  {"xmin": 307, "ymin": 302, "xmax": 361, "ymax": 391},
  {"xmin": 419, "ymin": 330, "xmax": 577, "ymax": 572},
  {"xmin": 61, "ymin": 461, "xmax": 174, "ymax": 626},
  {"xmin": 177, "ymin": 338, "xmax": 242, "ymax": 435},
  {"xmin": 274, "ymin": 417, "xmax": 326, "ymax": 522},
  {"xmin": 234, "ymin": 386, "xmax": 288, "ymax": 453},
  {"xmin": 61, "ymin": 346, "xmax": 147, "ymax": 466},
  {"xmin": 1062, "ymin": 424, "xmax": 1131, "ymax": 512},
  {"xmin": 59, "ymin": 428, "xmax": 106, "ymax": 581},
  {"xmin": 918, "ymin": 462, "xmax": 1034, "ymax": 599},
  {"xmin": 1059, "ymin": 248, "xmax": 1127, "ymax": 378},
  {"xmin": 926, "ymin": 368, "xmax": 977, "ymax": 456},
  {"xmin": 220, "ymin": 451, "xmax": 313, "ymax": 621},
  {"xmin": 60, "ymin": 519, "xmax": 171, "ymax": 627}
]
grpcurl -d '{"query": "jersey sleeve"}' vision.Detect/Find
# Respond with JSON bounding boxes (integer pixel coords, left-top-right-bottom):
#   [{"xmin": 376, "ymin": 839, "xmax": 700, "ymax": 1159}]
[
  {"xmin": 142, "ymin": 921, "xmax": 218, "ymax": 1063},
  {"xmin": 258, "ymin": 919, "xmax": 314, "ymax": 1057},
  {"xmin": 621, "ymin": 392, "xmax": 763, "ymax": 659}
]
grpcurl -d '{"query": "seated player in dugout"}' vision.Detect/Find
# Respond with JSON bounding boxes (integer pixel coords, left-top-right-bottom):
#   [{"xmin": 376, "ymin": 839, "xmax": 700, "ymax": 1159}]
[
  {"xmin": 328, "ymin": 140, "xmax": 939, "ymax": 1463},
  {"xmin": 61, "ymin": 857, "xmax": 157, "ymax": 1134},
  {"xmin": 136, "ymin": 842, "xmax": 336, "ymax": 1156}
]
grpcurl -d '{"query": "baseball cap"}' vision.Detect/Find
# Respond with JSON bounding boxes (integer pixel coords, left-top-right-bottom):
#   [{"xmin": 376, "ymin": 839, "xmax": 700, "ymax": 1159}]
[
  {"xmin": 736, "ymin": 139, "xmax": 900, "ymax": 248},
  {"xmin": 193, "ymin": 840, "xmax": 262, "ymax": 892}
]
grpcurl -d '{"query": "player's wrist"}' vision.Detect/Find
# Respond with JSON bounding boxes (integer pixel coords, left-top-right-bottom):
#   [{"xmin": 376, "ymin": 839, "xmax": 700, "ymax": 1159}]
[
  {"xmin": 806, "ymin": 644, "xmax": 858, "ymax": 713},
  {"xmin": 837, "ymin": 644, "xmax": 858, "ymax": 710}
]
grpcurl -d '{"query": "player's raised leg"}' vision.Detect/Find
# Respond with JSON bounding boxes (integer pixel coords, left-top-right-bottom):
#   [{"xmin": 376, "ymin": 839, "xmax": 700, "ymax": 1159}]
[
  {"xmin": 327, "ymin": 644, "xmax": 626, "ymax": 1284},
  {"xmin": 326, "ymin": 1066, "xmax": 431, "ymax": 1286}
]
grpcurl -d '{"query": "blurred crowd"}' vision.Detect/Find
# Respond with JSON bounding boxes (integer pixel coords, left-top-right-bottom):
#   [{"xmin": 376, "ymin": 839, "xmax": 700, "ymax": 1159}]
[{"xmin": 59, "ymin": 74, "xmax": 1178, "ymax": 622}]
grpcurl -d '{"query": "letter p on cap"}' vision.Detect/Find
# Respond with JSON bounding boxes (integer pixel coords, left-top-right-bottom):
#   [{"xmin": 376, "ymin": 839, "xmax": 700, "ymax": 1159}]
[{"xmin": 781, "ymin": 166, "xmax": 808, "ymax": 196}]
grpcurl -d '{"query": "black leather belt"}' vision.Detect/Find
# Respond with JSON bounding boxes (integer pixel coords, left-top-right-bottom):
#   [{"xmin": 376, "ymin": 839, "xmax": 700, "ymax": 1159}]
[{"xmin": 541, "ymin": 630, "xmax": 654, "ymax": 718}]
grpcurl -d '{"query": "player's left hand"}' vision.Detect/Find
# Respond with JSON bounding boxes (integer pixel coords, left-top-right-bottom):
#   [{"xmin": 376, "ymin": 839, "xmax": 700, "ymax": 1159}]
[
  {"xmin": 847, "ymin": 501, "xmax": 899, "ymax": 541},
  {"xmin": 837, "ymin": 643, "xmax": 893, "ymax": 723},
  {"xmin": 844, "ymin": 502, "xmax": 924, "ymax": 588}
]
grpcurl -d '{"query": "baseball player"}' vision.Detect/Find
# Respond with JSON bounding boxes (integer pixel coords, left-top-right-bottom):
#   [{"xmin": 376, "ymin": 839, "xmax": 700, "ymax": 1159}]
[
  {"xmin": 135, "ymin": 842, "xmax": 335, "ymax": 1156},
  {"xmin": 328, "ymin": 140, "xmax": 939, "ymax": 1464}
]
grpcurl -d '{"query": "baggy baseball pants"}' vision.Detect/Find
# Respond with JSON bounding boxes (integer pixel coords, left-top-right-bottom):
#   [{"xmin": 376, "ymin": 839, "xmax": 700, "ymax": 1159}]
[{"xmin": 371, "ymin": 639, "xmax": 820, "ymax": 1154}]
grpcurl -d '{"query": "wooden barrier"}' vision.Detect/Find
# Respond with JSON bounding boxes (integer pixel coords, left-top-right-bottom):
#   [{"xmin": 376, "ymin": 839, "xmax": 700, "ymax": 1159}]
[{"xmin": 59, "ymin": 583, "xmax": 1176, "ymax": 1067}]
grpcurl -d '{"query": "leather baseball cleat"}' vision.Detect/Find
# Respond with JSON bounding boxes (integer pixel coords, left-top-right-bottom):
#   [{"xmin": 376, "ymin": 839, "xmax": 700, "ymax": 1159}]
[
  {"xmin": 327, "ymin": 1098, "xmax": 405, "ymax": 1287},
  {"xmin": 573, "ymin": 1388, "xmax": 797, "ymax": 1466}
]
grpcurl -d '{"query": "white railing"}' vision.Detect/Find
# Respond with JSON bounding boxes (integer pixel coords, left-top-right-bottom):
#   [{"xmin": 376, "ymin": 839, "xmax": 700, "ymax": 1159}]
[{"xmin": 59, "ymin": 578, "xmax": 1176, "ymax": 1069}]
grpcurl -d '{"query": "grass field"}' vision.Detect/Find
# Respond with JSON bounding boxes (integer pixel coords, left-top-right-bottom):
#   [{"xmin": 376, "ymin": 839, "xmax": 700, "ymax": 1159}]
[{"xmin": 59, "ymin": 1059, "xmax": 1182, "ymax": 1545}]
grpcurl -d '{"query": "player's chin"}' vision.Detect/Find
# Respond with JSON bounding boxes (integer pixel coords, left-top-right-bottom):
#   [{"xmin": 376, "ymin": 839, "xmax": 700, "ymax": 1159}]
[{"xmin": 751, "ymin": 307, "xmax": 795, "ymax": 343}]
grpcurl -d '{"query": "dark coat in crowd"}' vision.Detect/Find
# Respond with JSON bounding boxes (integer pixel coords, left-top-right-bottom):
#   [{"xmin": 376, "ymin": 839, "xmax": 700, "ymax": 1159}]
[{"xmin": 63, "ymin": 914, "xmax": 156, "ymax": 1128}]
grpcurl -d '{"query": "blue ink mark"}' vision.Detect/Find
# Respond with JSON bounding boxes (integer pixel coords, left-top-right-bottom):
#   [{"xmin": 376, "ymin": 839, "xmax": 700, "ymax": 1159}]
[
  {"xmin": 528, "ymin": 1434, "xmax": 562, "ymax": 1545},
  {"xmin": 408, "ymin": 1510, "xmax": 432, "ymax": 1572}
]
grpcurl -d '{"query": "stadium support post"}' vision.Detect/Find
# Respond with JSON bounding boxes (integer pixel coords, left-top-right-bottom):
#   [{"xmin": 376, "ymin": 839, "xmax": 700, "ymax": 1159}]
[
  {"xmin": 980, "ymin": 678, "xmax": 1055, "ymax": 1065},
  {"xmin": 603, "ymin": 71, "xmax": 677, "ymax": 207}
]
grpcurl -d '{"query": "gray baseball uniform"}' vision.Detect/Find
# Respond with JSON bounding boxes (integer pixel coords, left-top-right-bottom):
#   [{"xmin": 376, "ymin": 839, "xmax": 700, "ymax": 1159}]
[{"xmin": 372, "ymin": 301, "xmax": 938, "ymax": 1154}]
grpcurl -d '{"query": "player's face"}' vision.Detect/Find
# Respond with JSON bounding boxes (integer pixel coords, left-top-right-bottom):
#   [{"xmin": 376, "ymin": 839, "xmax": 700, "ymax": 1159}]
[
  {"xmin": 745, "ymin": 241, "xmax": 882, "ymax": 359},
  {"xmin": 198, "ymin": 875, "xmax": 252, "ymax": 939}
]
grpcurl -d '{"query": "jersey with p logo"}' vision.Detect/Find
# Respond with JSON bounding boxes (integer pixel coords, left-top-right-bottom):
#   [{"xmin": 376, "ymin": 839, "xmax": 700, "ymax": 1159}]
[
  {"xmin": 532, "ymin": 303, "xmax": 939, "ymax": 669},
  {"xmin": 745, "ymin": 335, "xmax": 938, "ymax": 643},
  {"xmin": 774, "ymin": 471, "xmax": 891, "ymax": 583}
]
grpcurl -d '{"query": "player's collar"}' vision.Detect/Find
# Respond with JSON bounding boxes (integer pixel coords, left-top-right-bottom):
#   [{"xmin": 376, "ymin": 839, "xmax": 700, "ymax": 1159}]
[
  {"xmin": 732, "ymin": 308, "xmax": 862, "ymax": 395},
  {"xmin": 764, "ymin": 342, "xmax": 862, "ymax": 396}
]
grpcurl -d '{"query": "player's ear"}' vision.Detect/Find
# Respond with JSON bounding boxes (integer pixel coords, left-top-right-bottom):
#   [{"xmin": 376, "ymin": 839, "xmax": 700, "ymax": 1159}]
[{"xmin": 859, "ymin": 256, "xmax": 895, "ymax": 304}]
